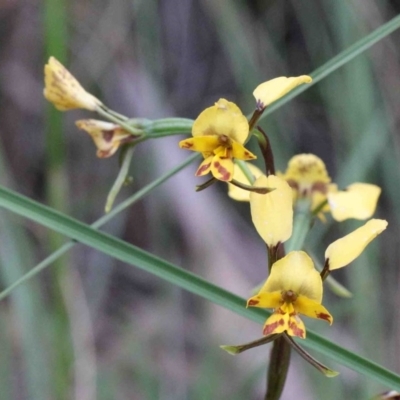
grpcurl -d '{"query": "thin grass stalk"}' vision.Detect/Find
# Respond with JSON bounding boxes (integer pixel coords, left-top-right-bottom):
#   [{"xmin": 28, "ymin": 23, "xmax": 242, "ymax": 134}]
[
  {"xmin": 43, "ymin": 0, "xmax": 73, "ymax": 397},
  {"xmin": 0, "ymin": 185, "xmax": 399, "ymax": 390}
]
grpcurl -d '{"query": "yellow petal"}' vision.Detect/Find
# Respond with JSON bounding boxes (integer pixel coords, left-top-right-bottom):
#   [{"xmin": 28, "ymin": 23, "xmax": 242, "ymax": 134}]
[
  {"xmin": 195, "ymin": 155, "xmax": 213, "ymax": 177},
  {"xmin": 281, "ymin": 154, "xmax": 331, "ymax": 196},
  {"xmin": 228, "ymin": 163, "xmax": 264, "ymax": 202},
  {"xmin": 253, "ymin": 76, "xmax": 312, "ymax": 109},
  {"xmin": 231, "ymin": 141, "xmax": 257, "ymax": 160},
  {"xmin": 44, "ymin": 57, "xmax": 102, "ymax": 111},
  {"xmin": 261, "ymin": 251, "xmax": 322, "ymax": 302},
  {"xmin": 263, "ymin": 311, "xmax": 289, "ymax": 336},
  {"xmin": 210, "ymin": 155, "xmax": 234, "ymax": 181},
  {"xmin": 179, "ymin": 136, "xmax": 220, "ymax": 152},
  {"xmin": 250, "ymin": 175, "xmax": 293, "ymax": 246},
  {"xmin": 295, "ymin": 295, "xmax": 333, "ymax": 324},
  {"xmin": 247, "ymin": 291, "xmax": 282, "ymax": 308},
  {"xmin": 75, "ymin": 119, "xmax": 132, "ymax": 158},
  {"xmin": 192, "ymin": 99, "xmax": 249, "ymax": 144},
  {"xmin": 287, "ymin": 314, "xmax": 306, "ymax": 338},
  {"xmin": 328, "ymin": 183, "xmax": 381, "ymax": 221},
  {"xmin": 325, "ymin": 219, "xmax": 388, "ymax": 270}
]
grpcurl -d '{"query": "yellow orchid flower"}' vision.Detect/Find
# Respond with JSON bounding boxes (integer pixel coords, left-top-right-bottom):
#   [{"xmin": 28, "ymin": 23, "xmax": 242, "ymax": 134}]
[
  {"xmin": 280, "ymin": 154, "xmax": 381, "ymax": 221},
  {"xmin": 179, "ymin": 99, "xmax": 256, "ymax": 182},
  {"xmin": 44, "ymin": 56, "xmax": 102, "ymax": 111},
  {"xmin": 247, "ymin": 251, "xmax": 332, "ymax": 339},
  {"xmin": 250, "ymin": 175, "xmax": 293, "ymax": 247},
  {"xmin": 253, "ymin": 76, "xmax": 312, "ymax": 110},
  {"xmin": 76, "ymin": 119, "xmax": 134, "ymax": 158},
  {"xmin": 248, "ymin": 219, "xmax": 387, "ymax": 338}
]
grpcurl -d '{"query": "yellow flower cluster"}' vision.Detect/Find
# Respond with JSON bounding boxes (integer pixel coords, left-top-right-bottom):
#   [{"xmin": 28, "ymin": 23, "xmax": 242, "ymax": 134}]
[
  {"xmin": 43, "ymin": 57, "xmax": 132, "ymax": 158},
  {"xmin": 179, "ymin": 76, "xmax": 313, "ymax": 182},
  {"xmin": 229, "ymin": 153, "xmax": 381, "ymax": 222},
  {"xmin": 247, "ymin": 210, "xmax": 386, "ymax": 338},
  {"xmin": 179, "ymin": 74, "xmax": 387, "ymax": 339}
]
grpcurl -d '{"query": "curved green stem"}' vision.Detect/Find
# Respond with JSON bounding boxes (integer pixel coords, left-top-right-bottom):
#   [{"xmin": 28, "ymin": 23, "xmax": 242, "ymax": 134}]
[
  {"xmin": 96, "ymin": 106, "xmax": 143, "ymax": 136},
  {"xmin": 105, "ymin": 146, "xmax": 135, "ymax": 213},
  {"xmin": 234, "ymin": 160, "xmax": 256, "ymax": 185},
  {"xmin": 286, "ymin": 198, "xmax": 313, "ymax": 253},
  {"xmin": 144, "ymin": 118, "xmax": 193, "ymax": 137}
]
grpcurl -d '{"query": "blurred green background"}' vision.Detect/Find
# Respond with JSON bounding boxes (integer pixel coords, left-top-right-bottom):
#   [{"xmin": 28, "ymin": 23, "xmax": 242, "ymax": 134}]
[{"xmin": 0, "ymin": 0, "xmax": 399, "ymax": 399}]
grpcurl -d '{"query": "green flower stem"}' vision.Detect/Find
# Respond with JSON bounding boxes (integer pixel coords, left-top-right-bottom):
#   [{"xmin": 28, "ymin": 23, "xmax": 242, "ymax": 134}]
[
  {"xmin": 101, "ymin": 106, "xmax": 129, "ymax": 121},
  {"xmin": 235, "ymin": 160, "xmax": 256, "ymax": 185},
  {"xmin": 264, "ymin": 198, "xmax": 313, "ymax": 399},
  {"xmin": 309, "ymin": 251, "xmax": 352, "ymax": 298},
  {"xmin": 286, "ymin": 198, "xmax": 313, "ymax": 253},
  {"xmin": 265, "ymin": 336, "xmax": 291, "ymax": 400},
  {"xmin": 320, "ymin": 260, "xmax": 331, "ymax": 281},
  {"xmin": 94, "ymin": 111, "xmax": 194, "ymax": 139},
  {"xmin": 143, "ymin": 118, "xmax": 193, "ymax": 137},
  {"xmin": 104, "ymin": 146, "xmax": 135, "ymax": 213},
  {"xmin": 0, "ymin": 182, "xmax": 399, "ymax": 390},
  {"xmin": 0, "ymin": 154, "xmax": 199, "ymax": 302},
  {"xmin": 248, "ymin": 108, "xmax": 265, "ymax": 131},
  {"xmin": 96, "ymin": 106, "xmax": 143, "ymax": 136},
  {"xmin": 253, "ymin": 127, "xmax": 276, "ymax": 176}
]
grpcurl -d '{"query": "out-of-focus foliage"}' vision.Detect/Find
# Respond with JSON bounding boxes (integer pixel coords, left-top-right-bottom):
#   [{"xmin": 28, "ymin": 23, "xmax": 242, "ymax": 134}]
[{"xmin": 0, "ymin": 1, "xmax": 400, "ymax": 399}]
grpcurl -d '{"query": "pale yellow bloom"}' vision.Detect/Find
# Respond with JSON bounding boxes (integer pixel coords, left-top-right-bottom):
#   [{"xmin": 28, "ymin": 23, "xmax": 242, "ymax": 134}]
[
  {"xmin": 280, "ymin": 154, "xmax": 381, "ymax": 221},
  {"xmin": 179, "ymin": 99, "xmax": 256, "ymax": 182},
  {"xmin": 76, "ymin": 119, "xmax": 133, "ymax": 158},
  {"xmin": 325, "ymin": 219, "xmax": 388, "ymax": 270},
  {"xmin": 248, "ymin": 219, "xmax": 387, "ymax": 338},
  {"xmin": 253, "ymin": 76, "xmax": 312, "ymax": 110},
  {"xmin": 328, "ymin": 183, "xmax": 382, "ymax": 222},
  {"xmin": 44, "ymin": 57, "xmax": 102, "ymax": 111},
  {"xmin": 250, "ymin": 175, "xmax": 293, "ymax": 247},
  {"xmin": 247, "ymin": 251, "xmax": 332, "ymax": 339}
]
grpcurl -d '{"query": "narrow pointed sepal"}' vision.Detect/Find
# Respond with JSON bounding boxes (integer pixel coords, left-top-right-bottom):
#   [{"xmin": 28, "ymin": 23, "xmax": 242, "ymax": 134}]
[
  {"xmin": 195, "ymin": 177, "xmax": 217, "ymax": 192},
  {"xmin": 220, "ymin": 334, "xmax": 280, "ymax": 355},
  {"xmin": 284, "ymin": 334, "xmax": 339, "ymax": 377},
  {"xmin": 230, "ymin": 179, "xmax": 275, "ymax": 195},
  {"xmin": 227, "ymin": 163, "xmax": 264, "ymax": 201}
]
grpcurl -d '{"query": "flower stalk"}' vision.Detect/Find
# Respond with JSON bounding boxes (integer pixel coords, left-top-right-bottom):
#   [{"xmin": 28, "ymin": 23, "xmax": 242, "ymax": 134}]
[{"xmin": 265, "ymin": 336, "xmax": 291, "ymax": 400}]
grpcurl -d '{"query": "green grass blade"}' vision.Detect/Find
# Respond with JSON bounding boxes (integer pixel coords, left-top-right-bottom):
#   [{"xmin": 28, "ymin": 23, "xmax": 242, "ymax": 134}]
[
  {"xmin": 0, "ymin": 154, "xmax": 198, "ymax": 302},
  {"xmin": 0, "ymin": 131, "xmax": 51, "ymax": 399},
  {"xmin": 0, "ymin": 212, "xmax": 51, "ymax": 400},
  {"xmin": 261, "ymin": 13, "xmax": 400, "ymax": 119},
  {"xmin": 0, "ymin": 185, "xmax": 399, "ymax": 389}
]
